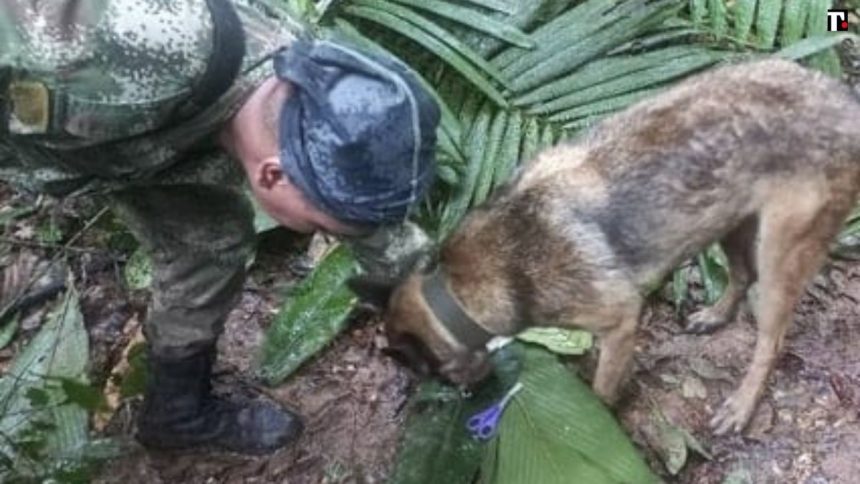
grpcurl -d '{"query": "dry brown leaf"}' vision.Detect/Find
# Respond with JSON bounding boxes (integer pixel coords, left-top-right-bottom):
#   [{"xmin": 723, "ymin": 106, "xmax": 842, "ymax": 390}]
[{"xmin": 93, "ymin": 315, "xmax": 143, "ymax": 432}]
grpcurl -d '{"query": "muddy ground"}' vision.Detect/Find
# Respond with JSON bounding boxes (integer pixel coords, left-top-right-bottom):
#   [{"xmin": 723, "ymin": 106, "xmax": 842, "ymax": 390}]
[{"xmin": 2, "ymin": 191, "xmax": 860, "ymax": 484}]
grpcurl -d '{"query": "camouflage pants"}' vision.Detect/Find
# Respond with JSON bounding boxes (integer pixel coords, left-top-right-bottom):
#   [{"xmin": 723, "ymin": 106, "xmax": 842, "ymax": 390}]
[
  {"xmin": 1, "ymin": 133, "xmax": 257, "ymax": 358},
  {"xmin": 111, "ymin": 181, "xmax": 256, "ymax": 358}
]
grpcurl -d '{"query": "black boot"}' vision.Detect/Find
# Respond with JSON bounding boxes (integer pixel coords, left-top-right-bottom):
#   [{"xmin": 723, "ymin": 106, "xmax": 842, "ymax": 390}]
[{"xmin": 135, "ymin": 345, "xmax": 303, "ymax": 455}]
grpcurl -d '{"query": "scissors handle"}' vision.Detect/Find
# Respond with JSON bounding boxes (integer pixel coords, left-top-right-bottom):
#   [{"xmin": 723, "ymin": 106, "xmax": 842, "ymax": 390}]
[{"xmin": 467, "ymin": 415, "xmax": 485, "ymax": 430}]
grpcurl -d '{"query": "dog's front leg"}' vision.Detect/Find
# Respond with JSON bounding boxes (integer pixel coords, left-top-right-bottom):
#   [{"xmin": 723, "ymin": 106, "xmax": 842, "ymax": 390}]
[{"xmin": 592, "ymin": 304, "xmax": 642, "ymax": 405}]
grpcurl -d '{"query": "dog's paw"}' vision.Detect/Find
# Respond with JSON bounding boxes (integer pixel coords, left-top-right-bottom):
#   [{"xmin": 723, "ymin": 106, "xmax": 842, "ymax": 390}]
[
  {"xmin": 710, "ymin": 392, "xmax": 755, "ymax": 435},
  {"xmin": 685, "ymin": 308, "xmax": 731, "ymax": 334}
]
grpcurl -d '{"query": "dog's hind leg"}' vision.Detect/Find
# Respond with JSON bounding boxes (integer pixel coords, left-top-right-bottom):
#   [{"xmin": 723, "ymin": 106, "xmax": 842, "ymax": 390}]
[
  {"xmin": 686, "ymin": 216, "xmax": 759, "ymax": 334},
  {"xmin": 710, "ymin": 183, "xmax": 854, "ymax": 435}
]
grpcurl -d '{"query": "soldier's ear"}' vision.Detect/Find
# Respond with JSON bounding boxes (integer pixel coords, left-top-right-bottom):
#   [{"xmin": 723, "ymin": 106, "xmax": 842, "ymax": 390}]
[
  {"xmin": 346, "ymin": 276, "xmax": 395, "ymax": 309},
  {"xmin": 257, "ymin": 157, "xmax": 285, "ymax": 190}
]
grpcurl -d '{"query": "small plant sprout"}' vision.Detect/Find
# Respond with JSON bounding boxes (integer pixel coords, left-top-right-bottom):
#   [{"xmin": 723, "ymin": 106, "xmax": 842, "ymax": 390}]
[{"xmin": 466, "ymin": 382, "xmax": 523, "ymax": 441}]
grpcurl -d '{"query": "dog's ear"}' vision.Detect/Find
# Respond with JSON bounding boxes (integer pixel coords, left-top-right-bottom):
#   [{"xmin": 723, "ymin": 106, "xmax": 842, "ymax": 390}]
[{"xmin": 346, "ymin": 276, "xmax": 395, "ymax": 309}]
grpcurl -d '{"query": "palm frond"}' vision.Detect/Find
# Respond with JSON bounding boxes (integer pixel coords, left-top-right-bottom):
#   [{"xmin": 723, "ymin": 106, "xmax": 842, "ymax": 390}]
[
  {"xmin": 387, "ymin": 0, "xmax": 535, "ymax": 49},
  {"xmin": 343, "ymin": 0, "xmax": 511, "ymax": 105},
  {"xmin": 687, "ymin": 0, "xmax": 845, "ymax": 77}
]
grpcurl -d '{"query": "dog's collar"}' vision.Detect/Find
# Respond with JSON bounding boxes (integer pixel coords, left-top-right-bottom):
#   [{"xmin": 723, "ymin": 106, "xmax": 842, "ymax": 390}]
[{"xmin": 421, "ymin": 269, "xmax": 495, "ymax": 349}]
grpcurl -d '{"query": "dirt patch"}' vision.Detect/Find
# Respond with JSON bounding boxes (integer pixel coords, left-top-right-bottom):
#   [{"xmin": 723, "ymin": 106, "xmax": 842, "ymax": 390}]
[
  {"xmin": 94, "ymin": 258, "xmax": 860, "ymax": 483},
  {"xmin": 95, "ymin": 278, "xmax": 412, "ymax": 484},
  {"xmin": 620, "ymin": 260, "xmax": 860, "ymax": 483}
]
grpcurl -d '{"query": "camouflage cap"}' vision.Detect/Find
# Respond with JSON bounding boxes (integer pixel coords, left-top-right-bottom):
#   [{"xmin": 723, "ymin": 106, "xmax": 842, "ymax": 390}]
[{"xmin": 273, "ymin": 37, "xmax": 440, "ymax": 227}]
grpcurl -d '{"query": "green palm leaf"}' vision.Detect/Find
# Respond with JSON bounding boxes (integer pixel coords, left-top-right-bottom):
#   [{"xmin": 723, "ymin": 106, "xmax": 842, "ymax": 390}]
[
  {"xmin": 343, "ymin": 0, "xmax": 511, "ymax": 105},
  {"xmin": 507, "ymin": 0, "xmax": 683, "ymax": 92},
  {"xmin": 388, "ymin": 0, "xmax": 535, "ymax": 49}
]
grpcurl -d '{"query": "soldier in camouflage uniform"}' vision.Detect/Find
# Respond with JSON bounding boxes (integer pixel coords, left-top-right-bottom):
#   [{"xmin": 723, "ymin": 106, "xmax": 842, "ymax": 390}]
[{"xmin": 0, "ymin": 0, "xmax": 439, "ymax": 454}]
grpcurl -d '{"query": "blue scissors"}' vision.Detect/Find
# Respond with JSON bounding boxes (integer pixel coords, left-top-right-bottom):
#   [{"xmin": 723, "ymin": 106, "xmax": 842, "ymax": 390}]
[{"xmin": 466, "ymin": 382, "xmax": 523, "ymax": 441}]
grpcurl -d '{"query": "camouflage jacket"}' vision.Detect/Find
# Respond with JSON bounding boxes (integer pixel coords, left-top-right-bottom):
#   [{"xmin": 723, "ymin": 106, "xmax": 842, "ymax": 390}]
[{"xmin": 0, "ymin": 0, "xmax": 302, "ymax": 196}]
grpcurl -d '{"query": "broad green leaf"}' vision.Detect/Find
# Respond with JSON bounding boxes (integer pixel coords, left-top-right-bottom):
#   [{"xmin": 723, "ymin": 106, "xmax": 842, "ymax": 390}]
[
  {"xmin": 389, "ymin": 392, "xmax": 482, "ymax": 484},
  {"xmin": 257, "ymin": 245, "xmax": 359, "ymax": 384},
  {"xmin": 0, "ymin": 288, "xmax": 90, "ymax": 478},
  {"xmin": 493, "ymin": 346, "xmax": 658, "ymax": 484},
  {"xmin": 123, "ymin": 247, "xmax": 152, "ymax": 290},
  {"xmin": 755, "ymin": 0, "xmax": 783, "ymax": 49},
  {"xmin": 344, "ymin": 1, "xmax": 511, "ymax": 105},
  {"xmin": 390, "ymin": 347, "xmax": 521, "ymax": 484},
  {"xmin": 517, "ymin": 327, "xmax": 593, "ymax": 355},
  {"xmin": 479, "ymin": 436, "xmax": 501, "ymax": 484},
  {"xmin": 387, "ymin": 0, "xmax": 535, "ymax": 49}
]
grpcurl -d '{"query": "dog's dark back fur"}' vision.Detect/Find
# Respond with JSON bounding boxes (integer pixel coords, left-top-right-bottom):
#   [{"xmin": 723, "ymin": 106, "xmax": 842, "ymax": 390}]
[{"xmin": 443, "ymin": 59, "xmax": 860, "ymax": 325}]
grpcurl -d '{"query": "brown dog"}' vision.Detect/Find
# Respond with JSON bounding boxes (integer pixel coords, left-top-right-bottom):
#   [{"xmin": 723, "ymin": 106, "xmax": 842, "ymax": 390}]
[{"xmin": 351, "ymin": 58, "xmax": 860, "ymax": 435}]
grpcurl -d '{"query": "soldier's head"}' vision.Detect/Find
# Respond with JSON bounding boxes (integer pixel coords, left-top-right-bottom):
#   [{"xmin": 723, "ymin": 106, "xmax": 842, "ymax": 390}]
[{"xmin": 239, "ymin": 37, "xmax": 440, "ymax": 236}]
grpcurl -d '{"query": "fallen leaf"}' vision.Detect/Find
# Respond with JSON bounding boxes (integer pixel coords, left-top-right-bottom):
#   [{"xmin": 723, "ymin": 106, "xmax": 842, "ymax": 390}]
[
  {"xmin": 681, "ymin": 376, "xmax": 707, "ymax": 400},
  {"xmin": 649, "ymin": 403, "xmax": 712, "ymax": 476},
  {"xmin": 516, "ymin": 327, "xmax": 593, "ymax": 355},
  {"xmin": 652, "ymin": 413, "xmax": 688, "ymax": 475},
  {"xmin": 94, "ymin": 318, "xmax": 143, "ymax": 432},
  {"xmin": 689, "ymin": 356, "xmax": 734, "ymax": 382}
]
